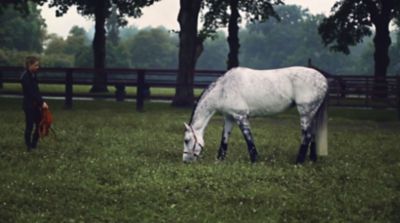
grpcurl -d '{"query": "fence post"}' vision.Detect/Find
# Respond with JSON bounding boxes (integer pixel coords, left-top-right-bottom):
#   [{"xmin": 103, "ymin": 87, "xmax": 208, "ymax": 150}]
[
  {"xmin": 307, "ymin": 58, "xmax": 312, "ymax": 67},
  {"xmin": 65, "ymin": 69, "xmax": 73, "ymax": 109},
  {"xmin": 115, "ymin": 83, "xmax": 126, "ymax": 102},
  {"xmin": 136, "ymin": 69, "xmax": 145, "ymax": 111}
]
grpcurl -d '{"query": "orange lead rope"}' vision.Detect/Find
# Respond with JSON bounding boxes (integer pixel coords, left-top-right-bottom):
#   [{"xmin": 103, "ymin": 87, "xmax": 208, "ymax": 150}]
[{"xmin": 39, "ymin": 107, "xmax": 53, "ymax": 139}]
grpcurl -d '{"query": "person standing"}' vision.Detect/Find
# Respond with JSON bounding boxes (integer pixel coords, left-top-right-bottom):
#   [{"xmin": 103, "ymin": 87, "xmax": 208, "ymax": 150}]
[{"xmin": 20, "ymin": 56, "xmax": 48, "ymax": 152}]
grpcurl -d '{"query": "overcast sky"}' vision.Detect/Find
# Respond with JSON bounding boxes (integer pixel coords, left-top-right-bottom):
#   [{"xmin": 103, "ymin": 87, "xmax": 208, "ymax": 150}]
[{"xmin": 41, "ymin": 0, "xmax": 338, "ymax": 38}]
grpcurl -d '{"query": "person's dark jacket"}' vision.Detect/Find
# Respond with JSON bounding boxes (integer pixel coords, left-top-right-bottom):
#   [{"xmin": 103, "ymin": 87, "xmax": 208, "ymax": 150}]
[{"xmin": 20, "ymin": 71, "xmax": 43, "ymax": 110}]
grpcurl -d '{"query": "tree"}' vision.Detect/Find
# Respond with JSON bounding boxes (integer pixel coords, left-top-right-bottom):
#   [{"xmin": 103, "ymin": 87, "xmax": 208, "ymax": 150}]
[
  {"xmin": 47, "ymin": 0, "xmax": 160, "ymax": 92},
  {"xmin": 0, "ymin": 2, "xmax": 46, "ymax": 52},
  {"xmin": 201, "ymin": 0, "xmax": 282, "ymax": 69},
  {"xmin": 106, "ymin": 4, "xmax": 131, "ymax": 68},
  {"xmin": 173, "ymin": 0, "xmax": 202, "ymax": 107},
  {"xmin": 389, "ymin": 26, "xmax": 400, "ymax": 74},
  {"xmin": 238, "ymin": 5, "xmax": 356, "ymax": 73},
  {"xmin": 173, "ymin": 0, "xmax": 282, "ymax": 107},
  {"xmin": 124, "ymin": 28, "xmax": 178, "ymax": 69},
  {"xmin": 319, "ymin": 0, "xmax": 400, "ymax": 96},
  {"xmin": 44, "ymin": 34, "xmax": 67, "ymax": 55},
  {"xmin": 196, "ymin": 31, "xmax": 228, "ymax": 70},
  {"xmin": 44, "ymin": 26, "xmax": 91, "ymax": 67},
  {"xmin": 107, "ymin": 4, "xmax": 120, "ymax": 46},
  {"xmin": 64, "ymin": 26, "xmax": 89, "ymax": 55},
  {"xmin": 0, "ymin": 0, "xmax": 46, "ymax": 14}
]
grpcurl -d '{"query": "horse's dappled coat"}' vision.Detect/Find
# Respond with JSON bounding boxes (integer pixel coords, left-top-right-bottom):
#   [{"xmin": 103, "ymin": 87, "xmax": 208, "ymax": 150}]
[{"xmin": 183, "ymin": 66, "xmax": 328, "ymax": 163}]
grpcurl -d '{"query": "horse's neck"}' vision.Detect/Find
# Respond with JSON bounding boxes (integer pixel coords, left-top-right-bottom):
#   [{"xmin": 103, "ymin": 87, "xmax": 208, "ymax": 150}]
[{"xmin": 191, "ymin": 96, "xmax": 216, "ymax": 138}]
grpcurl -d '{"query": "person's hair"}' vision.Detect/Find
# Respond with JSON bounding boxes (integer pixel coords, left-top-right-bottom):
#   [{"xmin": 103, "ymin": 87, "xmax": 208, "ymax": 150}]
[{"xmin": 25, "ymin": 56, "xmax": 39, "ymax": 69}]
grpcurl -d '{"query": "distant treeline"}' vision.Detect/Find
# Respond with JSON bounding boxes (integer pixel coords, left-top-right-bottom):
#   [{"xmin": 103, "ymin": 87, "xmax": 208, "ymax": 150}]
[{"xmin": 1, "ymin": 4, "xmax": 399, "ymax": 75}]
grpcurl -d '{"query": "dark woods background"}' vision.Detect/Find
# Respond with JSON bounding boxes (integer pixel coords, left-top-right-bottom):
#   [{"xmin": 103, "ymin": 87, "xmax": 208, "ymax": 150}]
[{"xmin": 1, "ymin": 3, "xmax": 400, "ymax": 75}]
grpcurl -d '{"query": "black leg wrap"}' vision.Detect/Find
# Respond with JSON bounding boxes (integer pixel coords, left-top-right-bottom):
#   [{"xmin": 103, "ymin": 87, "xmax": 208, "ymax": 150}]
[
  {"xmin": 296, "ymin": 144, "xmax": 308, "ymax": 164},
  {"xmin": 243, "ymin": 130, "xmax": 258, "ymax": 163},
  {"xmin": 237, "ymin": 117, "xmax": 258, "ymax": 163},
  {"xmin": 217, "ymin": 143, "xmax": 227, "ymax": 160},
  {"xmin": 309, "ymin": 142, "xmax": 317, "ymax": 162},
  {"xmin": 249, "ymin": 146, "xmax": 258, "ymax": 163}
]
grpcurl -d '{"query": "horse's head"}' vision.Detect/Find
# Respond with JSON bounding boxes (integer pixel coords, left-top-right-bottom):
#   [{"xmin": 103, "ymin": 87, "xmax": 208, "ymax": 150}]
[{"xmin": 183, "ymin": 123, "xmax": 204, "ymax": 162}]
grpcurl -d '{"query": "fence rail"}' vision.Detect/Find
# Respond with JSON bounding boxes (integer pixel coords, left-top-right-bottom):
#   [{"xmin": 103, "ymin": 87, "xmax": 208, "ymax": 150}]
[
  {"xmin": 0, "ymin": 66, "xmax": 399, "ymax": 116},
  {"xmin": 0, "ymin": 66, "xmax": 225, "ymax": 110}
]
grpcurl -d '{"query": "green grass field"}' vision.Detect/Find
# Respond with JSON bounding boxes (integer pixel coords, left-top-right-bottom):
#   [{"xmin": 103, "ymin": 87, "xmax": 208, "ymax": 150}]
[{"xmin": 0, "ymin": 97, "xmax": 399, "ymax": 222}]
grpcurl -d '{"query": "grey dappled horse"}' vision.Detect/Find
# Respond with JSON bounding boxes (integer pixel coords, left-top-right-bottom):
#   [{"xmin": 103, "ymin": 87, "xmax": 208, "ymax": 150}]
[{"xmin": 183, "ymin": 66, "xmax": 328, "ymax": 164}]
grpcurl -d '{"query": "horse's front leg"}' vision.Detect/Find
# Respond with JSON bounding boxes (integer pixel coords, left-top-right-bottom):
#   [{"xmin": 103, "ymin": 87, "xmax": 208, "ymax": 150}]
[
  {"xmin": 217, "ymin": 116, "xmax": 234, "ymax": 160},
  {"xmin": 235, "ymin": 115, "xmax": 258, "ymax": 163}
]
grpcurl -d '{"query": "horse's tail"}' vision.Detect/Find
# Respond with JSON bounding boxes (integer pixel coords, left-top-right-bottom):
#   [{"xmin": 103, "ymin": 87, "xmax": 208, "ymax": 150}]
[{"xmin": 315, "ymin": 92, "xmax": 328, "ymax": 156}]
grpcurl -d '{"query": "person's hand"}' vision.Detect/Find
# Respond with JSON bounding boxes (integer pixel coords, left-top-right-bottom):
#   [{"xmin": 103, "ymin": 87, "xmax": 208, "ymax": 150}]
[{"xmin": 42, "ymin": 102, "xmax": 48, "ymax": 109}]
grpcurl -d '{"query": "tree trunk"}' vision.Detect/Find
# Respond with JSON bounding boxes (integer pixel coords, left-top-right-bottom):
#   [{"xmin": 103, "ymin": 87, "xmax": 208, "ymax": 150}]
[
  {"xmin": 90, "ymin": 0, "xmax": 108, "ymax": 93},
  {"xmin": 172, "ymin": 0, "xmax": 202, "ymax": 107},
  {"xmin": 372, "ymin": 4, "xmax": 391, "ymax": 98},
  {"xmin": 227, "ymin": 0, "xmax": 240, "ymax": 70}
]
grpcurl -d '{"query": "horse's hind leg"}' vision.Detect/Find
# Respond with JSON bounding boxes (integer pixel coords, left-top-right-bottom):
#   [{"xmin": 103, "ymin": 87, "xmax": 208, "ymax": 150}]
[
  {"xmin": 296, "ymin": 128, "xmax": 312, "ymax": 164},
  {"xmin": 309, "ymin": 120, "xmax": 317, "ymax": 162},
  {"xmin": 296, "ymin": 114, "xmax": 314, "ymax": 164},
  {"xmin": 296, "ymin": 100, "xmax": 324, "ymax": 163},
  {"xmin": 235, "ymin": 115, "xmax": 258, "ymax": 163},
  {"xmin": 217, "ymin": 116, "xmax": 234, "ymax": 160}
]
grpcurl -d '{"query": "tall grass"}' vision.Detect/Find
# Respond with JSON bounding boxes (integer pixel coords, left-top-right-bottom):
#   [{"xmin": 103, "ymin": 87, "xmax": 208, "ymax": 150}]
[{"xmin": 0, "ymin": 98, "xmax": 399, "ymax": 222}]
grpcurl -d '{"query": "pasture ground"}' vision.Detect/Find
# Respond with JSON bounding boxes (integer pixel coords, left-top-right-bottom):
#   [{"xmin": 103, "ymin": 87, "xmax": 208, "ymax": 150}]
[{"xmin": 0, "ymin": 97, "xmax": 399, "ymax": 222}]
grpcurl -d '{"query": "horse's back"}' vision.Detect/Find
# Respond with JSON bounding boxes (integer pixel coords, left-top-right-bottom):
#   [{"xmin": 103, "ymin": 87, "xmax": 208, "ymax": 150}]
[{"xmin": 213, "ymin": 66, "xmax": 327, "ymax": 116}]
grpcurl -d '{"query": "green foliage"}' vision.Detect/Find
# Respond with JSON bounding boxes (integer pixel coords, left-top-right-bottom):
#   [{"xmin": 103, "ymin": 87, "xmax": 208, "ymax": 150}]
[
  {"xmin": 44, "ymin": 34, "xmax": 67, "ymax": 55},
  {"xmin": 200, "ymin": 0, "xmax": 283, "ymax": 39},
  {"xmin": 1, "ymin": 3, "xmax": 397, "ymax": 74},
  {"xmin": 389, "ymin": 29, "xmax": 400, "ymax": 74},
  {"xmin": 239, "ymin": 5, "xmax": 354, "ymax": 73},
  {"xmin": 107, "ymin": 4, "xmax": 120, "ymax": 45},
  {"xmin": 48, "ymin": 0, "xmax": 161, "ymax": 25},
  {"xmin": 197, "ymin": 32, "xmax": 228, "ymax": 69},
  {"xmin": 0, "ymin": 98, "xmax": 399, "ymax": 222},
  {"xmin": 318, "ymin": 0, "xmax": 373, "ymax": 54},
  {"xmin": 40, "ymin": 53, "xmax": 74, "ymax": 67},
  {"xmin": 43, "ymin": 25, "xmax": 177, "ymax": 68},
  {"xmin": 0, "ymin": 3, "xmax": 46, "ymax": 52},
  {"xmin": 106, "ymin": 42, "xmax": 130, "ymax": 68},
  {"xmin": 0, "ymin": 0, "xmax": 47, "ymax": 15},
  {"xmin": 121, "ymin": 28, "xmax": 178, "ymax": 69},
  {"xmin": 318, "ymin": 0, "xmax": 399, "ymax": 54},
  {"xmin": 0, "ymin": 48, "xmax": 39, "ymax": 66},
  {"xmin": 120, "ymin": 25, "xmax": 140, "ymax": 40},
  {"xmin": 64, "ymin": 26, "xmax": 90, "ymax": 55},
  {"xmin": 43, "ymin": 26, "xmax": 91, "ymax": 67}
]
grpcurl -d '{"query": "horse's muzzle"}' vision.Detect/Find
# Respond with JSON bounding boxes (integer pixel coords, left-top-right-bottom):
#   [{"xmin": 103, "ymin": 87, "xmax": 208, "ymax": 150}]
[{"xmin": 182, "ymin": 153, "xmax": 198, "ymax": 163}]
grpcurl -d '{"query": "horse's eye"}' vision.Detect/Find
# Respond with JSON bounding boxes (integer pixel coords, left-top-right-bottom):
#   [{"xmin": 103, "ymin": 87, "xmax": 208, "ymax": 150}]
[{"xmin": 184, "ymin": 139, "xmax": 190, "ymax": 144}]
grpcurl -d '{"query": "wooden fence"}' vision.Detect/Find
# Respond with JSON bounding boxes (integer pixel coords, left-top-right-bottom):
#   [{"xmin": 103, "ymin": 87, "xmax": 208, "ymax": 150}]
[
  {"xmin": 0, "ymin": 66, "xmax": 224, "ymax": 111},
  {"xmin": 0, "ymin": 66, "xmax": 399, "ymax": 117}
]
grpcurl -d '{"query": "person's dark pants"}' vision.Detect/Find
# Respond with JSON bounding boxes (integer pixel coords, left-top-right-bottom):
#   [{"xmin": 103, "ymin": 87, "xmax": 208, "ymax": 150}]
[{"xmin": 24, "ymin": 108, "xmax": 41, "ymax": 151}]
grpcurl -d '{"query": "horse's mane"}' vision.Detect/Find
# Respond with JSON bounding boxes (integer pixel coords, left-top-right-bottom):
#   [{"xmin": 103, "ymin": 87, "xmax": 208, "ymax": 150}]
[{"xmin": 188, "ymin": 81, "xmax": 217, "ymax": 125}]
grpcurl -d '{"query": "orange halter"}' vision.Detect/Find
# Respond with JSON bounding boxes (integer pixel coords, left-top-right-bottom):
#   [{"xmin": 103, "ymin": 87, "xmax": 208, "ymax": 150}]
[{"xmin": 39, "ymin": 107, "xmax": 53, "ymax": 139}]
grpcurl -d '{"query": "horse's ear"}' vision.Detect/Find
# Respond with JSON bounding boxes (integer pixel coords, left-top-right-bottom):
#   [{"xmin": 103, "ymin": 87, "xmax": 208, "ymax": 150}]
[{"xmin": 184, "ymin": 123, "xmax": 190, "ymax": 131}]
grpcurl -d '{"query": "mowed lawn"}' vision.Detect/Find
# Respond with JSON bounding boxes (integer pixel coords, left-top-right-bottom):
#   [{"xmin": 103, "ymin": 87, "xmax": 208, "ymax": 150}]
[{"xmin": 0, "ymin": 97, "xmax": 399, "ymax": 222}]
